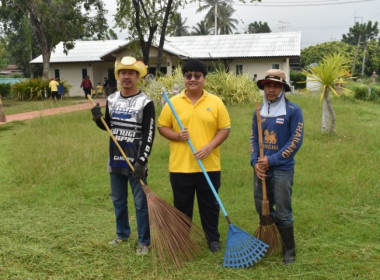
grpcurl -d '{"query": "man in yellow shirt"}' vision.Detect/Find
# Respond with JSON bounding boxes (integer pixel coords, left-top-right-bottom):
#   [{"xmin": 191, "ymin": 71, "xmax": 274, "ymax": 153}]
[
  {"xmin": 158, "ymin": 59, "xmax": 230, "ymax": 253},
  {"xmin": 49, "ymin": 78, "xmax": 60, "ymax": 100}
]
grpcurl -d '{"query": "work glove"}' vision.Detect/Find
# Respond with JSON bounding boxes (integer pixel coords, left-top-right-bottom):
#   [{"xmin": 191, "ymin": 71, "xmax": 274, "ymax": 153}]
[
  {"xmin": 132, "ymin": 161, "xmax": 146, "ymax": 180},
  {"xmin": 91, "ymin": 103, "xmax": 103, "ymax": 121}
]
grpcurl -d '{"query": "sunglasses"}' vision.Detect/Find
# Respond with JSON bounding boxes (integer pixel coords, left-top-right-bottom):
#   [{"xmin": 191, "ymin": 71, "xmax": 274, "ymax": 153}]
[{"xmin": 184, "ymin": 73, "xmax": 203, "ymax": 80}]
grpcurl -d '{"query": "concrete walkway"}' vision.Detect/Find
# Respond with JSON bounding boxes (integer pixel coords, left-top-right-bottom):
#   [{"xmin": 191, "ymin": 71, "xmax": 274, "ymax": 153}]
[{"xmin": 0, "ymin": 99, "xmax": 106, "ymax": 125}]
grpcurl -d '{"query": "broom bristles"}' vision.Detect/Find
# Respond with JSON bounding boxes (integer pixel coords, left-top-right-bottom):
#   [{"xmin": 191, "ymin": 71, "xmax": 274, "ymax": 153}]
[
  {"xmin": 143, "ymin": 186, "xmax": 206, "ymax": 269},
  {"xmin": 254, "ymin": 215, "xmax": 282, "ymax": 255}
]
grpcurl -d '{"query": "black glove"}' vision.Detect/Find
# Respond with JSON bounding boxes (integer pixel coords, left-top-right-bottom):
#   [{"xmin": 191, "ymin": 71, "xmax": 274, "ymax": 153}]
[
  {"xmin": 91, "ymin": 103, "xmax": 103, "ymax": 121},
  {"xmin": 132, "ymin": 161, "xmax": 146, "ymax": 180}
]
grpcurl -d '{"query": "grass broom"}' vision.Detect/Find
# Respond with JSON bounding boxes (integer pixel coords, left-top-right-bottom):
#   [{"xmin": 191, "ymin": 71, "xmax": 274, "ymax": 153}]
[
  {"xmin": 0, "ymin": 94, "xmax": 6, "ymax": 123},
  {"xmin": 87, "ymin": 95, "xmax": 206, "ymax": 269},
  {"xmin": 163, "ymin": 92, "xmax": 268, "ymax": 268},
  {"xmin": 254, "ymin": 102, "xmax": 282, "ymax": 255}
]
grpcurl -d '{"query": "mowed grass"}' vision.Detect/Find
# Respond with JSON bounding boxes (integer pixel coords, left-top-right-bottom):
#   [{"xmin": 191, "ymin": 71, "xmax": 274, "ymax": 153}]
[{"xmin": 0, "ymin": 94, "xmax": 379, "ymax": 279}]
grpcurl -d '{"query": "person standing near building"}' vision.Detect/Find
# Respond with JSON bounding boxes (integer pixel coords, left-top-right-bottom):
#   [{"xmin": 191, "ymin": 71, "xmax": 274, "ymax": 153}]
[
  {"xmin": 157, "ymin": 59, "xmax": 231, "ymax": 253},
  {"xmin": 103, "ymin": 76, "xmax": 110, "ymax": 96},
  {"xmin": 80, "ymin": 75, "xmax": 93, "ymax": 98},
  {"xmin": 250, "ymin": 69, "xmax": 304, "ymax": 265},
  {"xmin": 96, "ymin": 82, "xmax": 103, "ymax": 98},
  {"xmin": 49, "ymin": 78, "xmax": 60, "ymax": 101},
  {"xmin": 90, "ymin": 56, "xmax": 155, "ymax": 255}
]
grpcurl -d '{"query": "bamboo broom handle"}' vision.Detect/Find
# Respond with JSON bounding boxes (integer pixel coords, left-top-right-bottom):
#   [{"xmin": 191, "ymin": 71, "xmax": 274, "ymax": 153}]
[
  {"xmin": 256, "ymin": 103, "xmax": 269, "ymax": 216},
  {"xmin": 87, "ymin": 95, "xmax": 146, "ymax": 187}
]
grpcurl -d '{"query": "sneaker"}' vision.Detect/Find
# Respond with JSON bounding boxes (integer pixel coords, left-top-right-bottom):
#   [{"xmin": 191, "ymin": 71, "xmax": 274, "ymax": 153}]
[
  {"xmin": 136, "ymin": 244, "xmax": 149, "ymax": 255},
  {"xmin": 108, "ymin": 237, "xmax": 128, "ymax": 245},
  {"xmin": 209, "ymin": 241, "xmax": 221, "ymax": 253}
]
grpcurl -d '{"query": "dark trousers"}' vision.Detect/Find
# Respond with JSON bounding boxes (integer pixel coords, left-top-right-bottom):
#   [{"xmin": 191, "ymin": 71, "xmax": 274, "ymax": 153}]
[
  {"xmin": 170, "ymin": 172, "xmax": 221, "ymax": 242},
  {"xmin": 83, "ymin": 88, "xmax": 91, "ymax": 98}
]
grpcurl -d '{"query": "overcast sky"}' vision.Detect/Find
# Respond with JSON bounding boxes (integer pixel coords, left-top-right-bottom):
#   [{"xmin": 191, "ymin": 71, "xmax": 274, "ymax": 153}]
[{"xmin": 105, "ymin": 0, "xmax": 380, "ymax": 49}]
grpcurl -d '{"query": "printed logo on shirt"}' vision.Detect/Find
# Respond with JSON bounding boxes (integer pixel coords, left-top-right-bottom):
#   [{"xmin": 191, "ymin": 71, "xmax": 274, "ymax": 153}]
[
  {"xmin": 264, "ymin": 129, "xmax": 278, "ymax": 150},
  {"xmin": 276, "ymin": 117, "xmax": 284, "ymax": 124},
  {"xmin": 206, "ymin": 107, "xmax": 211, "ymax": 111}
]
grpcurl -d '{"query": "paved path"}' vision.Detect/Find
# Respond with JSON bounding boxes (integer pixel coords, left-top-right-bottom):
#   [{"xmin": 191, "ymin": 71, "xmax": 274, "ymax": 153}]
[{"xmin": 0, "ymin": 99, "xmax": 106, "ymax": 125}]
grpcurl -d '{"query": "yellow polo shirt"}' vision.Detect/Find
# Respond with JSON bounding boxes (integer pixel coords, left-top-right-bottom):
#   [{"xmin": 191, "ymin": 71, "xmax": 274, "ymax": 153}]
[
  {"xmin": 49, "ymin": 80, "xmax": 59, "ymax": 92},
  {"xmin": 158, "ymin": 89, "xmax": 231, "ymax": 173}
]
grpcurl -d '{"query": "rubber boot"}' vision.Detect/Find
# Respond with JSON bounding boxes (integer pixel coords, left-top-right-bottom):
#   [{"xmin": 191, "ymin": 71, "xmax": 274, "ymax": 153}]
[{"xmin": 278, "ymin": 224, "xmax": 296, "ymax": 265}]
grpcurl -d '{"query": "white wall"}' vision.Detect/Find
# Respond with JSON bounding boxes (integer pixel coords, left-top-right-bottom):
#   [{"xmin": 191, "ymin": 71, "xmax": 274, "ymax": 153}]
[
  {"xmin": 50, "ymin": 61, "xmax": 114, "ymax": 97},
  {"xmin": 228, "ymin": 57, "xmax": 292, "ymax": 83},
  {"xmin": 49, "ymin": 56, "xmax": 293, "ymax": 97}
]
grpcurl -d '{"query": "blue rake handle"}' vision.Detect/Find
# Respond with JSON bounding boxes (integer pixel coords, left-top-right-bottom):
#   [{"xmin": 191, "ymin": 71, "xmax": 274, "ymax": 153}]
[{"xmin": 163, "ymin": 92, "xmax": 231, "ymax": 224}]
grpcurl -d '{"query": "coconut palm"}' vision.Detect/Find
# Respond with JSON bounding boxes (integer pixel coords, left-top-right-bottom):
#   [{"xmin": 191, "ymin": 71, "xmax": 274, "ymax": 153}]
[
  {"xmin": 168, "ymin": 12, "xmax": 189, "ymax": 36},
  {"xmin": 192, "ymin": 20, "xmax": 212, "ymax": 35},
  {"xmin": 218, "ymin": 4, "xmax": 238, "ymax": 34},
  {"xmin": 302, "ymin": 53, "xmax": 352, "ymax": 135},
  {"xmin": 196, "ymin": 0, "xmax": 237, "ymax": 35}
]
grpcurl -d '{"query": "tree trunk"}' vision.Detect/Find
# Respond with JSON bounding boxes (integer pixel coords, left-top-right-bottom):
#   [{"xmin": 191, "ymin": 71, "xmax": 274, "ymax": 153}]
[
  {"xmin": 24, "ymin": 1, "xmax": 51, "ymax": 78},
  {"xmin": 322, "ymin": 88, "xmax": 335, "ymax": 134},
  {"xmin": 361, "ymin": 35, "xmax": 368, "ymax": 76},
  {"xmin": 42, "ymin": 52, "xmax": 51, "ymax": 79},
  {"xmin": 351, "ymin": 34, "xmax": 361, "ymax": 76},
  {"xmin": 133, "ymin": 0, "xmax": 157, "ymax": 67},
  {"xmin": 156, "ymin": 0, "xmax": 173, "ymax": 75}
]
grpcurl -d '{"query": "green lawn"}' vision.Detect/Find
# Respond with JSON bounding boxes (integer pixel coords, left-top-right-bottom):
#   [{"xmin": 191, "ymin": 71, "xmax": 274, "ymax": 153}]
[{"xmin": 0, "ymin": 94, "xmax": 379, "ymax": 279}]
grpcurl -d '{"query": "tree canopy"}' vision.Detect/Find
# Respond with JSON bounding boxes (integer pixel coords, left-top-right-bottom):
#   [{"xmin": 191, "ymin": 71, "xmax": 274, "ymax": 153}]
[
  {"xmin": 246, "ymin": 21, "xmax": 271, "ymax": 34},
  {"xmin": 342, "ymin": 21, "xmax": 378, "ymax": 45},
  {"xmin": 167, "ymin": 12, "xmax": 189, "ymax": 37},
  {"xmin": 300, "ymin": 41, "xmax": 355, "ymax": 69},
  {"xmin": 0, "ymin": 0, "xmax": 108, "ymax": 78},
  {"xmin": 115, "ymin": 0, "xmax": 182, "ymax": 73}
]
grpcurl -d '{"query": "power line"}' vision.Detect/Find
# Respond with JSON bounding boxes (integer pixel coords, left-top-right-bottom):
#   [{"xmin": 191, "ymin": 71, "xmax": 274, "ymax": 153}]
[{"xmin": 232, "ymin": 0, "xmax": 374, "ymax": 7}]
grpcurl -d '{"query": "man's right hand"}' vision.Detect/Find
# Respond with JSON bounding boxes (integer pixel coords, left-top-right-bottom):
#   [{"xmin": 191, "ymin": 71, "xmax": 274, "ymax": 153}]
[
  {"xmin": 254, "ymin": 163, "xmax": 267, "ymax": 180},
  {"xmin": 91, "ymin": 103, "xmax": 103, "ymax": 121}
]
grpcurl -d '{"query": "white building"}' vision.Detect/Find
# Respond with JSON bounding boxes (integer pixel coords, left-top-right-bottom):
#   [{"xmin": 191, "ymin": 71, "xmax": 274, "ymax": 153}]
[{"xmin": 30, "ymin": 32, "xmax": 301, "ymax": 97}]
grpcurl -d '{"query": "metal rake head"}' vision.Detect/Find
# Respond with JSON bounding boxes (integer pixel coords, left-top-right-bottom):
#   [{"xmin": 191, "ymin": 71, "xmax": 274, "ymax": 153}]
[{"xmin": 223, "ymin": 224, "xmax": 269, "ymax": 268}]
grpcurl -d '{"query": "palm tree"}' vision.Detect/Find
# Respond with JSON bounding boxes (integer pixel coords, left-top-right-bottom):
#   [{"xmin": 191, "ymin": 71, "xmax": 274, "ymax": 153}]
[
  {"xmin": 168, "ymin": 12, "xmax": 189, "ymax": 36},
  {"xmin": 192, "ymin": 20, "xmax": 211, "ymax": 35},
  {"xmin": 217, "ymin": 4, "xmax": 238, "ymax": 34},
  {"xmin": 196, "ymin": 0, "xmax": 237, "ymax": 35},
  {"xmin": 302, "ymin": 53, "xmax": 352, "ymax": 135}
]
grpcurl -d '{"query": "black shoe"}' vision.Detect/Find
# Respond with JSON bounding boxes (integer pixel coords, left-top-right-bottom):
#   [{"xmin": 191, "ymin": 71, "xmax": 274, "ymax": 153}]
[{"xmin": 209, "ymin": 241, "xmax": 221, "ymax": 253}]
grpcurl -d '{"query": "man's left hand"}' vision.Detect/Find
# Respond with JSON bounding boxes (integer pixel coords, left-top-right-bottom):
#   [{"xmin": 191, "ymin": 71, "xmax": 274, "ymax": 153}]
[{"xmin": 132, "ymin": 162, "xmax": 146, "ymax": 179}]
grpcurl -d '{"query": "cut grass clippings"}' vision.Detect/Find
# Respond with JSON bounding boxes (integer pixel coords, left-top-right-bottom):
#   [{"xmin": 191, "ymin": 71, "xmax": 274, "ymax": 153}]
[{"xmin": 0, "ymin": 94, "xmax": 379, "ymax": 279}]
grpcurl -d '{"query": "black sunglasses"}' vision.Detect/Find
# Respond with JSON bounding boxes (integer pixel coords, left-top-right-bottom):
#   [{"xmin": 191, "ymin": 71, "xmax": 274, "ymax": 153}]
[{"xmin": 184, "ymin": 73, "xmax": 203, "ymax": 80}]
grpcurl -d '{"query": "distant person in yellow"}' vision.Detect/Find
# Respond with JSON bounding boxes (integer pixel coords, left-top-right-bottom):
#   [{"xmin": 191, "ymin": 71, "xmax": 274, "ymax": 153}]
[
  {"xmin": 96, "ymin": 82, "xmax": 104, "ymax": 98},
  {"xmin": 49, "ymin": 78, "xmax": 60, "ymax": 100}
]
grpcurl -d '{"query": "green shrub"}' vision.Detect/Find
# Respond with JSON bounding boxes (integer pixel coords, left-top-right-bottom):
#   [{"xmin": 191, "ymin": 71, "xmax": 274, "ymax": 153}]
[
  {"xmin": 142, "ymin": 69, "xmax": 260, "ymax": 106},
  {"xmin": 11, "ymin": 78, "xmax": 71, "ymax": 101},
  {"xmin": 290, "ymin": 70, "xmax": 306, "ymax": 90},
  {"xmin": 369, "ymin": 84, "xmax": 380, "ymax": 101},
  {"xmin": 0, "ymin": 83, "xmax": 11, "ymax": 97},
  {"xmin": 346, "ymin": 83, "xmax": 369, "ymax": 100},
  {"xmin": 205, "ymin": 70, "xmax": 260, "ymax": 104}
]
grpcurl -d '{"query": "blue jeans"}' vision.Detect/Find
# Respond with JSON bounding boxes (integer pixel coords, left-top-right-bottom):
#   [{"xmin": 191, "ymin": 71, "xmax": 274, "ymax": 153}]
[
  {"xmin": 253, "ymin": 169, "xmax": 294, "ymax": 227},
  {"xmin": 110, "ymin": 173, "xmax": 150, "ymax": 246}
]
